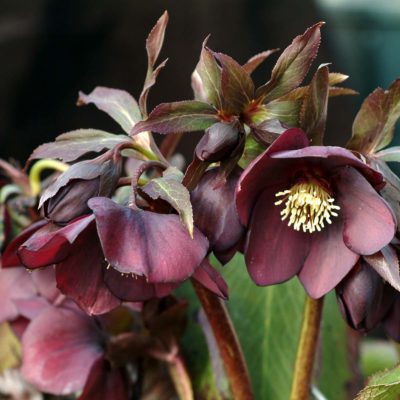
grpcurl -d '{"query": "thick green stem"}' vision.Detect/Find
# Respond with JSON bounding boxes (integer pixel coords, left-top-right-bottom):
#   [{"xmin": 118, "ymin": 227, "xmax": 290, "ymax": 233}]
[
  {"xmin": 192, "ymin": 280, "xmax": 254, "ymax": 400},
  {"xmin": 290, "ymin": 296, "xmax": 324, "ymax": 400}
]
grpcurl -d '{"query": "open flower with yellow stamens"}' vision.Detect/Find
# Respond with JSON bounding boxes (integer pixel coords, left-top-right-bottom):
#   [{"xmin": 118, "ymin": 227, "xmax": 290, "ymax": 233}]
[{"xmin": 236, "ymin": 128, "xmax": 396, "ymax": 298}]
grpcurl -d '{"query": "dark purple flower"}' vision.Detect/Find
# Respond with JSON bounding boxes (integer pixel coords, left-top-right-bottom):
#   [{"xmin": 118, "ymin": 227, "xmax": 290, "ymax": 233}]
[
  {"xmin": 40, "ymin": 152, "xmax": 122, "ymax": 224},
  {"xmin": 191, "ymin": 167, "xmax": 244, "ymax": 263},
  {"xmin": 336, "ymin": 259, "xmax": 396, "ymax": 332},
  {"xmin": 88, "ymin": 197, "xmax": 209, "ymax": 283},
  {"xmin": 236, "ymin": 128, "xmax": 396, "ymax": 298}
]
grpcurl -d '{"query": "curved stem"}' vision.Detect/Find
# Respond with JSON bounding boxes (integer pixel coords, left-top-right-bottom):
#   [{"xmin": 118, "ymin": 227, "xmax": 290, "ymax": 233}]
[
  {"xmin": 192, "ymin": 280, "xmax": 254, "ymax": 400},
  {"xmin": 29, "ymin": 159, "xmax": 69, "ymax": 196},
  {"xmin": 290, "ymin": 296, "xmax": 324, "ymax": 400},
  {"xmin": 160, "ymin": 132, "xmax": 184, "ymax": 159}
]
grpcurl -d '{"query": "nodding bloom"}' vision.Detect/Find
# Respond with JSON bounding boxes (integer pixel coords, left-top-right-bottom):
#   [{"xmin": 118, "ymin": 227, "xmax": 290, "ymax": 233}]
[{"xmin": 236, "ymin": 128, "xmax": 396, "ymax": 298}]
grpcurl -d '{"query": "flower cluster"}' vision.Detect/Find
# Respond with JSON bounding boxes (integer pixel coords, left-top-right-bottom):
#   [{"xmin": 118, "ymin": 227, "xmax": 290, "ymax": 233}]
[{"xmin": 1, "ymin": 10, "xmax": 400, "ymax": 399}]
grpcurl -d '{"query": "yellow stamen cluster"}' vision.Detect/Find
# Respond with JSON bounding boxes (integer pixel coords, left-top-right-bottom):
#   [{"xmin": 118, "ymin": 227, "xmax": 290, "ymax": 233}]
[{"xmin": 274, "ymin": 182, "xmax": 340, "ymax": 233}]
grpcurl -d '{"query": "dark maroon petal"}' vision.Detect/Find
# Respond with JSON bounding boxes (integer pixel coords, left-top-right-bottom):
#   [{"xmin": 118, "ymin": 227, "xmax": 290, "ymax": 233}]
[
  {"xmin": 2, "ymin": 220, "xmax": 47, "ymax": 268},
  {"xmin": 271, "ymin": 146, "xmax": 383, "ymax": 188},
  {"xmin": 0, "ymin": 267, "xmax": 36, "ymax": 322},
  {"xmin": 192, "ymin": 259, "xmax": 228, "ymax": 299},
  {"xmin": 384, "ymin": 295, "xmax": 400, "ymax": 341},
  {"xmin": 299, "ymin": 217, "xmax": 359, "ymax": 298},
  {"xmin": 244, "ymin": 187, "xmax": 310, "ymax": 285},
  {"xmin": 336, "ymin": 260, "xmax": 395, "ymax": 332},
  {"xmin": 18, "ymin": 215, "xmax": 94, "ymax": 269},
  {"xmin": 89, "ymin": 198, "xmax": 208, "ymax": 283},
  {"xmin": 192, "ymin": 167, "xmax": 244, "ymax": 253},
  {"xmin": 104, "ymin": 268, "xmax": 176, "ymax": 302},
  {"xmin": 55, "ymin": 223, "xmax": 120, "ymax": 315},
  {"xmin": 78, "ymin": 357, "xmax": 128, "ymax": 400},
  {"xmin": 21, "ymin": 304, "xmax": 104, "ymax": 395},
  {"xmin": 334, "ymin": 166, "xmax": 396, "ymax": 255},
  {"xmin": 10, "ymin": 316, "xmax": 29, "ymax": 339},
  {"xmin": 236, "ymin": 128, "xmax": 309, "ymax": 226}
]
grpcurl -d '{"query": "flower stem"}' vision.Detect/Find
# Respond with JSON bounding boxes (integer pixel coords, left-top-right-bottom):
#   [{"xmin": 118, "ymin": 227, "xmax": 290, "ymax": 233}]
[
  {"xmin": 192, "ymin": 280, "xmax": 254, "ymax": 400},
  {"xmin": 167, "ymin": 350, "xmax": 194, "ymax": 400},
  {"xmin": 290, "ymin": 296, "xmax": 324, "ymax": 400}
]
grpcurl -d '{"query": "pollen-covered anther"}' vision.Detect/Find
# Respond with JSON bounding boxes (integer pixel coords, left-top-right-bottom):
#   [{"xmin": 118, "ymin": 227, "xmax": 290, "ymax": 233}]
[{"xmin": 274, "ymin": 182, "xmax": 340, "ymax": 233}]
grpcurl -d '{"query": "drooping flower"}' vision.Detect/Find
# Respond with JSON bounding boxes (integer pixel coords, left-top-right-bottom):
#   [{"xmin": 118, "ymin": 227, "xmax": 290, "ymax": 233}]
[
  {"xmin": 236, "ymin": 128, "xmax": 396, "ymax": 298},
  {"xmin": 191, "ymin": 167, "xmax": 245, "ymax": 263}
]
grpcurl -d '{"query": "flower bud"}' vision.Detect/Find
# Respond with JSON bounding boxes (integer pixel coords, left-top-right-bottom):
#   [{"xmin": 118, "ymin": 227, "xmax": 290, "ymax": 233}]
[
  {"xmin": 40, "ymin": 155, "xmax": 122, "ymax": 224},
  {"xmin": 336, "ymin": 259, "xmax": 395, "ymax": 332},
  {"xmin": 191, "ymin": 167, "xmax": 244, "ymax": 263},
  {"xmin": 195, "ymin": 122, "xmax": 239, "ymax": 162}
]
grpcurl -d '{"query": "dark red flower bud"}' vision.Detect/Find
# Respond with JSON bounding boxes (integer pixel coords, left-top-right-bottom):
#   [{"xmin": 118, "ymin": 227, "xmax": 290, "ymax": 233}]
[
  {"xmin": 191, "ymin": 167, "xmax": 244, "ymax": 263},
  {"xmin": 336, "ymin": 259, "xmax": 395, "ymax": 332},
  {"xmin": 195, "ymin": 122, "xmax": 240, "ymax": 162},
  {"xmin": 40, "ymin": 154, "xmax": 122, "ymax": 224}
]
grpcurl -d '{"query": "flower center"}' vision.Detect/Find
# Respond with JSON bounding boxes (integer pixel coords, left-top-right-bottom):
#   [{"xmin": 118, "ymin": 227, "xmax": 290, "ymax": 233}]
[{"xmin": 274, "ymin": 181, "xmax": 340, "ymax": 233}]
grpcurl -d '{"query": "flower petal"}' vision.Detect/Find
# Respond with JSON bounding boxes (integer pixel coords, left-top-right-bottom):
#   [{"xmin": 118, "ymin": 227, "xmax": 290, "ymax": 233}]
[
  {"xmin": 2, "ymin": 220, "xmax": 47, "ymax": 268},
  {"xmin": 334, "ymin": 166, "xmax": 396, "ymax": 255},
  {"xmin": 18, "ymin": 215, "xmax": 95, "ymax": 269},
  {"xmin": 244, "ymin": 187, "xmax": 310, "ymax": 285},
  {"xmin": 21, "ymin": 304, "xmax": 104, "ymax": 395},
  {"xmin": 55, "ymin": 223, "xmax": 120, "ymax": 315},
  {"xmin": 89, "ymin": 198, "xmax": 209, "ymax": 282},
  {"xmin": 104, "ymin": 268, "xmax": 176, "ymax": 302},
  {"xmin": 299, "ymin": 216, "xmax": 359, "ymax": 298},
  {"xmin": 192, "ymin": 259, "xmax": 228, "ymax": 299},
  {"xmin": 236, "ymin": 128, "xmax": 309, "ymax": 226}
]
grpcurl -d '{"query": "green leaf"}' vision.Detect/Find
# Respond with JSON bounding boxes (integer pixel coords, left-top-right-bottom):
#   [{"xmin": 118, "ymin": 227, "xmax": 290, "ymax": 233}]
[
  {"xmin": 238, "ymin": 135, "xmax": 266, "ymax": 169},
  {"xmin": 28, "ymin": 129, "xmax": 130, "ymax": 164},
  {"xmin": 376, "ymin": 146, "xmax": 400, "ymax": 162},
  {"xmin": 258, "ymin": 99, "xmax": 301, "ymax": 126},
  {"xmin": 214, "ymin": 52, "xmax": 255, "ymax": 114},
  {"xmin": 223, "ymin": 254, "xmax": 306, "ymax": 399},
  {"xmin": 78, "ymin": 87, "xmax": 141, "ymax": 134},
  {"xmin": 194, "ymin": 41, "xmax": 223, "ymax": 109},
  {"xmin": 142, "ymin": 167, "xmax": 193, "ymax": 237},
  {"xmin": 355, "ymin": 364, "xmax": 400, "ymax": 399},
  {"xmin": 318, "ymin": 292, "xmax": 356, "ymax": 400},
  {"xmin": 131, "ymin": 101, "xmax": 219, "ymax": 135},
  {"xmin": 347, "ymin": 80, "xmax": 400, "ymax": 153},
  {"xmin": 361, "ymin": 340, "xmax": 399, "ymax": 378},
  {"xmin": 299, "ymin": 64, "xmax": 329, "ymax": 145},
  {"xmin": 256, "ymin": 22, "xmax": 323, "ymax": 103}
]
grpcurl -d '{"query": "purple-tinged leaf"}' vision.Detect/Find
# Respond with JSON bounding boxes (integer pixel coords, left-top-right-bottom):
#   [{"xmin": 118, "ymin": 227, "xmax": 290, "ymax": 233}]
[
  {"xmin": 139, "ymin": 58, "xmax": 168, "ymax": 117},
  {"xmin": 254, "ymin": 99, "xmax": 301, "ymax": 126},
  {"xmin": 242, "ymin": 49, "xmax": 279, "ymax": 75},
  {"xmin": 192, "ymin": 259, "xmax": 228, "ymax": 299},
  {"xmin": 364, "ymin": 246, "xmax": 400, "ymax": 291},
  {"xmin": 256, "ymin": 22, "xmax": 324, "ymax": 102},
  {"xmin": 77, "ymin": 87, "xmax": 141, "ymax": 134},
  {"xmin": 28, "ymin": 129, "xmax": 130, "ymax": 164},
  {"xmin": 348, "ymin": 79, "xmax": 400, "ymax": 153},
  {"xmin": 89, "ymin": 198, "xmax": 208, "ymax": 283},
  {"xmin": 251, "ymin": 119, "xmax": 287, "ymax": 146},
  {"xmin": 328, "ymin": 87, "xmax": 358, "ymax": 97},
  {"xmin": 21, "ymin": 304, "xmax": 104, "ymax": 395},
  {"xmin": 299, "ymin": 64, "xmax": 329, "ymax": 145},
  {"xmin": 193, "ymin": 40, "xmax": 222, "ymax": 108},
  {"xmin": 142, "ymin": 168, "xmax": 193, "ymax": 237},
  {"xmin": 146, "ymin": 11, "xmax": 169, "ymax": 70},
  {"xmin": 131, "ymin": 101, "xmax": 218, "ymax": 135},
  {"xmin": 214, "ymin": 52, "xmax": 254, "ymax": 114}
]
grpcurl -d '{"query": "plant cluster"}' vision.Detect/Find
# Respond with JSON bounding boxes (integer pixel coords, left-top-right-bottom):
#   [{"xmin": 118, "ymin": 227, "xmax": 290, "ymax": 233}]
[{"xmin": 1, "ymin": 11, "xmax": 400, "ymax": 400}]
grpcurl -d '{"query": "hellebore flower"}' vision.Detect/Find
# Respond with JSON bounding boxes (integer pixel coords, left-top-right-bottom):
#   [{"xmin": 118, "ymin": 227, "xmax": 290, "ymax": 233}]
[
  {"xmin": 21, "ymin": 302, "xmax": 129, "ymax": 398},
  {"xmin": 336, "ymin": 258, "xmax": 396, "ymax": 333},
  {"xmin": 40, "ymin": 151, "xmax": 122, "ymax": 225},
  {"xmin": 191, "ymin": 167, "xmax": 245, "ymax": 263},
  {"xmin": 236, "ymin": 128, "xmax": 396, "ymax": 298},
  {"xmin": 88, "ymin": 197, "xmax": 209, "ymax": 283}
]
